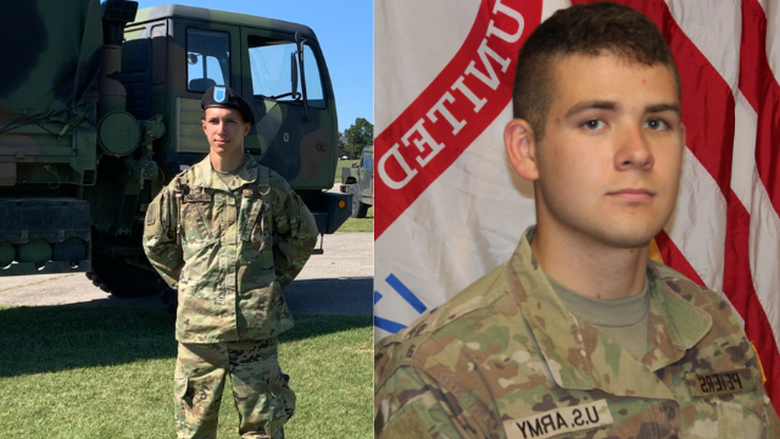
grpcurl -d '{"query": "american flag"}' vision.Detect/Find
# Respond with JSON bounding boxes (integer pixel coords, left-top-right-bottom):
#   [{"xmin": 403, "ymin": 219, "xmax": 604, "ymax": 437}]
[{"xmin": 374, "ymin": 0, "xmax": 780, "ymax": 413}]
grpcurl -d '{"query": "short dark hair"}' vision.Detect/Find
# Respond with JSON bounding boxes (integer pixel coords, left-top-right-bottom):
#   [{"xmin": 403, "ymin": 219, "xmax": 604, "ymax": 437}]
[{"xmin": 512, "ymin": 1, "xmax": 680, "ymax": 140}]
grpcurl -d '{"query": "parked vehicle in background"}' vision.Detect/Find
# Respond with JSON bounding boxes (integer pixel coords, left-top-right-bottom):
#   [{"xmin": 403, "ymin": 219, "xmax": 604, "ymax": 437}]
[{"xmin": 340, "ymin": 145, "xmax": 373, "ymax": 218}]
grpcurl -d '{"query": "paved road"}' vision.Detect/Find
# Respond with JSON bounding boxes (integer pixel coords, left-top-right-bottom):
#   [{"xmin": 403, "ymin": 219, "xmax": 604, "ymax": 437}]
[{"xmin": 0, "ymin": 232, "xmax": 373, "ymax": 316}]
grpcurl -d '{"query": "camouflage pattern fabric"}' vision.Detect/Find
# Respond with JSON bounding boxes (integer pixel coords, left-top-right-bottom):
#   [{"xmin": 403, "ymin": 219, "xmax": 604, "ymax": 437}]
[
  {"xmin": 175, "ymin": 338, "xmax": 295, "ymax": 439},
  {"xmin": 143, "ymin": 154, "xmax": 318, "ymax": 343},
  {"xmin": 375, "ymin": 227, "xmax": 779, "ymax": 439}
]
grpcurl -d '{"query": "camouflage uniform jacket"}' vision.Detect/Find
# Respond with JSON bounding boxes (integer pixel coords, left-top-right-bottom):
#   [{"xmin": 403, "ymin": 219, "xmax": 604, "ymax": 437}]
[
  {"xmin": 375, "ymin": 227, "xmax": 779, "ymax": 439},
  {"xmin": 143, "ymin": 155, "xmax": 318, "ymax": 343}
]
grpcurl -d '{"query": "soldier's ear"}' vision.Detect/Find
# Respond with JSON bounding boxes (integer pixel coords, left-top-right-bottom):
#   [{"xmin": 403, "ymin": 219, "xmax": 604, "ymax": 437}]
[
  {"xmin": 505, "ymin": 119, "xmax": 539, "ymax": 181},
  {"xmin": 243, "ymin": 122, "xmax": 251, "ymax": 136}
]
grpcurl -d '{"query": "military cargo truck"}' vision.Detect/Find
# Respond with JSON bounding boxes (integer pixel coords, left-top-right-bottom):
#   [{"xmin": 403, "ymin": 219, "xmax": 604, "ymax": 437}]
[
  {"xmin": 0, "ymin": 0, "xmax": 350, "ymax": 297},
  {"xmin": 340, "ymin": 145, "xmax": 373, "ymax": 218}
]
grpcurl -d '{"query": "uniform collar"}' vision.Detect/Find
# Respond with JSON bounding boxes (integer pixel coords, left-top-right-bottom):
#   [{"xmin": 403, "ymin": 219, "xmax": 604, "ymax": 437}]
[
  {"xmin": 192, "ymin": 154, "xmax": 261, "ymax": 191},
  {"xmin": 643, "ymin": 260, "xmax": 712, "ymax": 369},
  {"xmin": 505, "ymin": 226, "xmax": 712, "ymax": 399}
]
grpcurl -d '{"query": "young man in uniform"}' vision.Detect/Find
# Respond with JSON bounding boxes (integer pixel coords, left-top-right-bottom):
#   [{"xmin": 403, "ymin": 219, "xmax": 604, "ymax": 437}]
[
  {"xmin": 374, "ymin": 3, "xmax": 779, "ymax": 438},
  {"xmin": 143, "ymin": 85, "xmax": 318, "ymax": 439}
]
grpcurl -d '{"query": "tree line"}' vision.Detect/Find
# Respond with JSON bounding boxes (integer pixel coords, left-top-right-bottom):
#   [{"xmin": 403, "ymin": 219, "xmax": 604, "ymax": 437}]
[{"xmin": 340, "ymin": 117, "xmax": 373, "ymax": 157}]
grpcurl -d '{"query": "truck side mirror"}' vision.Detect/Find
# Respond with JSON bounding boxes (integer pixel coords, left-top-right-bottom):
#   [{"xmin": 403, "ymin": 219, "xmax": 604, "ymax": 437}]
[
  {"xmin": 294, "ymin": 32, "xmax": 310, "ymax": 121},
  {"xmin": 290, "ymin": 52, "xmax": 300, "ymax": 100}
]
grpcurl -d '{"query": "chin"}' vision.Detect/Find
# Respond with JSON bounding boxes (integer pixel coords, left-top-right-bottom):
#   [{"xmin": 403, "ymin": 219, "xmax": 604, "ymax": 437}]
[
  {"xmin": 597, "ymin": 208, "xmax": 673, "ymax": 248},
  {"xmin": 595, "ymin": 226, "xmax": 661, "ymax": 249}
]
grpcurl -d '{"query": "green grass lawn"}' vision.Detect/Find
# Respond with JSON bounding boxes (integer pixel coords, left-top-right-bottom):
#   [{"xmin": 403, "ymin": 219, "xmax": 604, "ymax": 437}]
[{"xmin": 0, "ymin": 305, "xmax": 372, "ymax": 439}]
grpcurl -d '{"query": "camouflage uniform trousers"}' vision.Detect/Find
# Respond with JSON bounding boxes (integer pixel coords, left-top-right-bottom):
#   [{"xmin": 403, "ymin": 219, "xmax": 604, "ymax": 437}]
[{"xmin": 174, "ymin": 338, "xmax": 295, "ymax": 439}]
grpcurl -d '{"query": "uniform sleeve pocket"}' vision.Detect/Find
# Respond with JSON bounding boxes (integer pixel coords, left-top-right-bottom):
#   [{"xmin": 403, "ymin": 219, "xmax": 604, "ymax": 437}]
[
  {"xmin": 717, "ymin": 401, "xmax": 764, "ymax": 439},
  {"xmin": 380, "ymin": 401, "xmax": 437, "ymax": 439}
]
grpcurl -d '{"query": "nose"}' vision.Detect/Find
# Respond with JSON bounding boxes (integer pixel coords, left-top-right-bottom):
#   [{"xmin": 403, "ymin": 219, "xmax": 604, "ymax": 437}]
[{"xmin": 614, "ymin": 124, "xmax": 654, "ymax": 171}]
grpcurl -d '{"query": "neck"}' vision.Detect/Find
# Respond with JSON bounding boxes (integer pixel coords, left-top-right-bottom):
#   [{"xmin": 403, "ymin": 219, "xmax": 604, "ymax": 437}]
[
  {"xmin": 210, "ymin": 150, "xmax": 245, "ymax": 173},
  {"xmin": 530, "ymin": 225, "xmax": 650, "ymax": 300}
]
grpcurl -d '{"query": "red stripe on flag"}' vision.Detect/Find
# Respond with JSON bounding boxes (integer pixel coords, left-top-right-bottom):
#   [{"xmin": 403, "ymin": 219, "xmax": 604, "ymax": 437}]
[
  {"xmin": 737, "ymin": 0, "xmax": 780, "ymax": 412},
  {"xmin": 740, "ymin": 0, "xmax": 780, "ymax": 215},
  {"xmin": 374, "ymin": 0, "xmax": 542, "ymax": 237}
]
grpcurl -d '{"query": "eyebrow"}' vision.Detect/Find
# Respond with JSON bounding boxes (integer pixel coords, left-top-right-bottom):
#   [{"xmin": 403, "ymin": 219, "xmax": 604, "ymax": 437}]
[
  {"xmin": 565, "ymin": 100, "xmax": 618, "ymax": 119},
  {"xmin": 565, "ymin": 100, "xmax": 682, "ymax": 119},
  {"xmin": 206, "ymin": 115, "xmax": 241, "ymax": 122},
  {"xmin": 646, "ymin": 103, "xmax": 682, "ymax": 116}
]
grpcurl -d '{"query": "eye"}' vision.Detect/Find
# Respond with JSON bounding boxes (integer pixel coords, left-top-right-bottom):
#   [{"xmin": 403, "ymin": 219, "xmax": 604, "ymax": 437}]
[
  {"xmin": 645, "ymin": 118, "xmax": 669, "ymax": 130},
  {"xmin": 581, "ymin": 119, "xmax": 606, "ymax": 130}
]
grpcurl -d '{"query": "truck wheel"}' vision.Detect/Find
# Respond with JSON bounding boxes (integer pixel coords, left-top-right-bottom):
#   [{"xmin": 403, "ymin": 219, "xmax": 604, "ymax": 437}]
[
  {"xmin": 86, "ymin": 255, "xmax": 164, "ymax": 298},
  {"xmin": 349, "ymin": 185, "xmax": 368, "ymax": 218}
]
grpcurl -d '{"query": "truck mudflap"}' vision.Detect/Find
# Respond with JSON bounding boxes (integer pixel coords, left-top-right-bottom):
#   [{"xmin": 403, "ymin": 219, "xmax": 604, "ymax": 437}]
[
  {"xmin": 0, "ymin": 198, "xmax": 91, "ymax": 275},
  {"xmin": 303, "ymin": 191, "xmax": 352, "ymax": 235}
]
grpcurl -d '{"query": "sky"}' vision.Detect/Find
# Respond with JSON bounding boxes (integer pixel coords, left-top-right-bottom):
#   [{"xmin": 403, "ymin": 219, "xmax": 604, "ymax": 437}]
[{"xmin": 135, "ymin": 0, "xmax": 373, "ymax": 133}]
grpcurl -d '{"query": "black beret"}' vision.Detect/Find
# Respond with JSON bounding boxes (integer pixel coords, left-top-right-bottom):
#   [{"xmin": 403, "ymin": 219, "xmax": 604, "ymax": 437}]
[{"xmin": 201, "ymin": 85, "xmax": 256, "ymax": 126}]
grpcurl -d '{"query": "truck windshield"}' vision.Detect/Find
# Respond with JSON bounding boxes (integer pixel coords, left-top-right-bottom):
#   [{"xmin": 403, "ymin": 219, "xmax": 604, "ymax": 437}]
[
  {"xmin": 247, "ymin": 36, "xmax": 325, "ymax": 108},
  {"xmin": 362, "ymin": 153, "xmax": 373, "ymax": 171}
]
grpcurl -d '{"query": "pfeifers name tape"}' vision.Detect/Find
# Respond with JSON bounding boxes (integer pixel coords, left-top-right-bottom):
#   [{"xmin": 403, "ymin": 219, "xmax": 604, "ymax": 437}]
[{"xmin": 504, "ymin": 399, "xmax": 613, "ymax": 439}]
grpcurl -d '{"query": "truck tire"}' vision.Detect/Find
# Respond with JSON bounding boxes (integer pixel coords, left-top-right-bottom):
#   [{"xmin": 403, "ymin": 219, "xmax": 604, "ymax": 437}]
[
  {"xmin": 357, "ymin": 201, "xmax": 369, "ymax": 218},
  {"xmin": 86, "ymin": 255, "xmax": 164, "ymax": 298},
  {"xmin": 349, "ymin": 185, "xmax": 369, "ymax": 218}
]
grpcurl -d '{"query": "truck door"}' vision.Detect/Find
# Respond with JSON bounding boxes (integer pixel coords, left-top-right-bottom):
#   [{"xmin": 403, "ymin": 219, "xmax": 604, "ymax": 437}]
[
  {"xmin": 173, "ymin": 19, "xmax": 239, "ymax": 157},
  {"xmin": 239, "ymin": 27, "xmax": 337, "ymax": 191}
]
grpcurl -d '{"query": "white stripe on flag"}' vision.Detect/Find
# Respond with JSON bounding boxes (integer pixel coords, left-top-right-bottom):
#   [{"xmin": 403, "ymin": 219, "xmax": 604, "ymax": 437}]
[{"xmin": 665, "ymin": 149, "xmax": 727, "ymax": 295}]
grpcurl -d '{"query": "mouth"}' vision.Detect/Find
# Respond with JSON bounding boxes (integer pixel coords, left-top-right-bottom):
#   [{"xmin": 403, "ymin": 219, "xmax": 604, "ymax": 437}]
[{"xmin": 607, "ymin": 188, "xmax": 655, "ymax": 202}]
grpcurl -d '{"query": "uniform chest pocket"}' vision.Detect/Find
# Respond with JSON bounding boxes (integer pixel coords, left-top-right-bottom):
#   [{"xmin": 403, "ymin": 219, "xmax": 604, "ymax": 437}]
[
  {"xmin": 241, "ymin": 195, "xmax": 272, "ymax": 251},
  {"xmin": 180, "ymin": 192, "xmax": 216, "ymax": 254}
]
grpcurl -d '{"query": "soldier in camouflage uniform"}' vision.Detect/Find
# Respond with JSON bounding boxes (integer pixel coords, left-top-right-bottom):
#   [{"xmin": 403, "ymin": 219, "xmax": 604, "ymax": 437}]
[
  {"xmin": 374, "ymin": 3, "xmax": 780, "ymax": 439},
  {"xmin": 143, "ymin": 85, "xmax": 317, "ymax": 439}
]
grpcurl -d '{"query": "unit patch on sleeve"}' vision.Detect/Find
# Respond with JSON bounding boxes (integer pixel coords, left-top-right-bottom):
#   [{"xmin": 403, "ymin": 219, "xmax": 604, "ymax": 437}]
[
  {"xmin": 503, "ymin": 399, "xmax": 614, "ymax": 439},
  {"xmin": 684, "ymin": 368, "xmax": 756, "ymax": 398}
]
